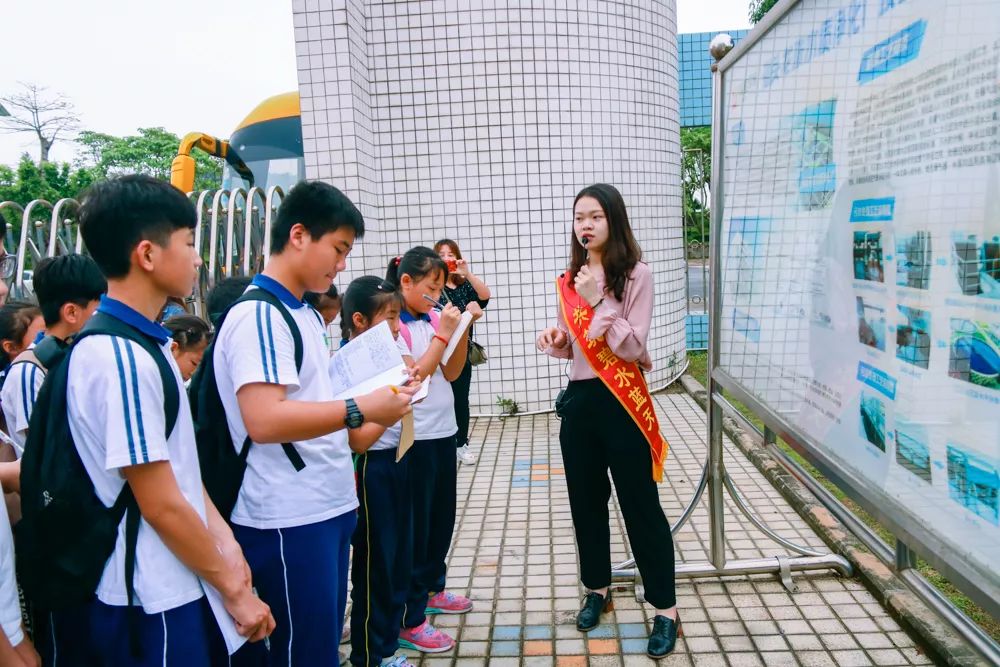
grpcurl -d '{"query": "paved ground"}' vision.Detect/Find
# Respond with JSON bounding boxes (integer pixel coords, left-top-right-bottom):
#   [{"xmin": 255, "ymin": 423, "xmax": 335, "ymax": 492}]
[{"xmin": 357, "ymin": 391, "xmax": 938, "ymax": 666}]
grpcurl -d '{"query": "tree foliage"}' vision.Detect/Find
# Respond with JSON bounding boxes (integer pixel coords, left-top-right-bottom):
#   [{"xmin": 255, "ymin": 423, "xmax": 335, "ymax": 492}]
[
  {"xmin": 76, "ymin": 127, "xmax": 222, "ymax": 192},
  {"xmin": 749, "ymin": 0, "xmax": 781, "ymax": 24},
  {"xmin": 681, "ymin": 127, "xmax": 711, "ymax": 250}
]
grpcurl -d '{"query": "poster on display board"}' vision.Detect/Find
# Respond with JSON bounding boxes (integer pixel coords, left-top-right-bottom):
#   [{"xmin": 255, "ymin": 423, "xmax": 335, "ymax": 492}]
[{"xmin": 716, "ymin": 0, "xmax": 999, "ymax": 599}]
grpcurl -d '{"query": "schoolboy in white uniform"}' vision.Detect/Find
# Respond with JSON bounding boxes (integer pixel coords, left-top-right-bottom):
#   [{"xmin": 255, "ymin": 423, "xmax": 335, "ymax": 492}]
[
  {"xmin": 1, "ymin": 254, "xmax": 106, "ymax": 457},
  {"xmin": 57, "ymin": 175, "xmax": 273, "ymax": 666},
  {"xmin": 214, "ymin": 180, "xmax": 415, "ymax": 666}
]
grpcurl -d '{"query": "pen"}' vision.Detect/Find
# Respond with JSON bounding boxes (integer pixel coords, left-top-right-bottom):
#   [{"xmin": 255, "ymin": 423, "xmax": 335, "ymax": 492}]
[
  {"xmin": 422, "ymin": 294, "xmax": 447, "ymax": 310},
  {"xmin": 253, "ymin": 586, "xmax": 270, "ymax": 650}
]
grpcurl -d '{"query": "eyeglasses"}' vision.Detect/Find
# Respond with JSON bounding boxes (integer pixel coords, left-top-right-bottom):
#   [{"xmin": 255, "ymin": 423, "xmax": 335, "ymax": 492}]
[{"xmin": 0, "ymin": 255, "xmax": 16, "ymax": 282}]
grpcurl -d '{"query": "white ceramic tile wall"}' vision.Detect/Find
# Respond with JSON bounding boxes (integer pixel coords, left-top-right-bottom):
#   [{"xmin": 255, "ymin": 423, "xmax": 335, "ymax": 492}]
[{"xmin": 293, "ymin": 0, "xmax": 686, "ymax": 413}]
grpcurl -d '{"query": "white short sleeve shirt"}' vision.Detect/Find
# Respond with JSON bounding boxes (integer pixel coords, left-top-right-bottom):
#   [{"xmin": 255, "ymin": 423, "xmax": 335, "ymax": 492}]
[
  {"xmin": 67, "ymin": 298, "xmax": 206, "ymax": 613},
  {"xmin": 0, "ymin": 495, "xmax": 23, "ymax": 647},
  {"xmin": 399, "ymin": 314, "xmax": 457, "ymax": 441},
  {"xmin": 0, "ymin": 346, "xmax": 45, "ymax": 457},
  {"xmin": 214, "ymin": 276, "xmax": 358, "ymax": 529}
]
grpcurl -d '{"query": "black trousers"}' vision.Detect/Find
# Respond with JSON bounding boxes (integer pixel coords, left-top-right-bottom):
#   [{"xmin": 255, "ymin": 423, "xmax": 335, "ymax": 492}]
[
  {"xmin": 403, "ymin": 436, "xmax": 457, "ymax": 628},
  {"xmin": 558, "ymin": 379, "xmax": 677, "ymax": 609},
  {"xmin": 351, "ymin": 449, "xmax": 412, "ymax": 666},
  {"xmin": 450, "ymin": 359, "xmax": 473, "ymax": 448}
]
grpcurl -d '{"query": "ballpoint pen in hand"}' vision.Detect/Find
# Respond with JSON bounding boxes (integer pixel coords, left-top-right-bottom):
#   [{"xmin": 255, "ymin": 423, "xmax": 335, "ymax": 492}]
[{"xmin": 422, "ymin": 294, "xmax": 447, "ymax": 310}]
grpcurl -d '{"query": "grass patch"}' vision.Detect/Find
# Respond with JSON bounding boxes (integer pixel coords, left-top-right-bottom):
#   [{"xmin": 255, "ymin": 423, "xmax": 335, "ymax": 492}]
[{"xmin": 683, "ymin": 351, "xmax": 999, "ymax": 642}]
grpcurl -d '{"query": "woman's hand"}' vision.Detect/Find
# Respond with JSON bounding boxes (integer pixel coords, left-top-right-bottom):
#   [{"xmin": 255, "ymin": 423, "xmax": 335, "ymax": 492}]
[
  {"xmin": 574, "ymin": 266, "xmax": 602, "ymax": 307},
  {"xmin": 465, "ymin": 302, "xmax": 484, "ymax": 322},
  {"xmin": 454, "ymin": 258, "xmax": 470, "ymax": 278},
  {"xmin": 536, "ymin": 327, "xmax": 568, "ymax": 351}
]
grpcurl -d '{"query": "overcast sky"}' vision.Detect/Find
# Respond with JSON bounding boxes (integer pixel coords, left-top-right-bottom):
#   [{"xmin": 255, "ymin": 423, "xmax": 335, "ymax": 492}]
[{"xmin": 0, "ymin": 0, "xmax": 751, "ymax": 167}]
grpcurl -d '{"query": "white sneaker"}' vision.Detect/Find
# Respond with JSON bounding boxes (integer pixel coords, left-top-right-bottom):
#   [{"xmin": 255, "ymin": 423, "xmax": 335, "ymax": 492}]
[{"xmin": 456, "ymin": 444, "xmax": 477, "ymax": 465}]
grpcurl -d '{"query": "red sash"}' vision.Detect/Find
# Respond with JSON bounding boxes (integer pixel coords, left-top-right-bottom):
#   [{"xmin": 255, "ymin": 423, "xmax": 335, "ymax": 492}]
[{"xmin": 557, "ymin": 275, "xmax": 668, "ymax": 482}]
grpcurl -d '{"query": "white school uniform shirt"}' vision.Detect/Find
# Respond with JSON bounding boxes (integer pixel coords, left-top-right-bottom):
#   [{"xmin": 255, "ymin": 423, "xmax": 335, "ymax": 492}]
[
  {"xmin": 332, "ymin": 336, "xmax": 409, "ymax": 452},
  {"xmin": 67, "ymin": 297, "xmax": 206, "ymax": 613},
  {"xmin": 399, "ymin": 312, "xmax": 457, "ymax": 440},
  {"xmin": 0, "ymin": 494, "xmax": 23, "ymax": 647},
  {"xmin": 214, "ymin": 275, "xmax": 358, "ymax": 529},
  {"xmin": 0, "ymin": 340, "xmax": 45, "ymax": 457}
]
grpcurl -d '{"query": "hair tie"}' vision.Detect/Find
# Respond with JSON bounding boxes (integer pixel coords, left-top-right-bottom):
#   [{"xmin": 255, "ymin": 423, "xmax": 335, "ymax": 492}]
[{"xmin": 394, "ymin": 256, "xmax": 401, "ymax": 266}]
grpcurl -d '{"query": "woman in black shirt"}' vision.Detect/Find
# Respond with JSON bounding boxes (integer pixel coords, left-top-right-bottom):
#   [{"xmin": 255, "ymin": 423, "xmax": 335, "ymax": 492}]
[{"xmin": 435, "ymin": 239, "xmax": 491, "ymax": 465}]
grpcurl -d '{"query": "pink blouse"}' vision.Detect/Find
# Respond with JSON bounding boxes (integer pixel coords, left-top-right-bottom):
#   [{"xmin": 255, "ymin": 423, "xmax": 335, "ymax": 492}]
[{"xmin": 545, "ymin": 262, "xmax": 654, "ymax": 380}]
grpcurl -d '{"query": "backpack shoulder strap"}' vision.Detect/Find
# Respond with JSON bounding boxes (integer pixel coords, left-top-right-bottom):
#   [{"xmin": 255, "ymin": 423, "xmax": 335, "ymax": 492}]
[
  {"xmin": 234, "ymin": 289, "xmax": 304, "ymax": 372},
  {"xmin": 33, "ymin": 335, "xmax": 69, "ymax": 370},
  {"xmin": 399, "ymin": 322, "xmax": 413, "ymax": 352},
  {"xmin": 221, "ymin": 289, "xmax": 306, "ymax": 472},
  {"xmin": 429, "ymin": 310, "xmax": 440, "ymax": 331},
  {"xmin": 74, "ymin": 313, "xmax": 180, "ymax": 438},
  {"xmin": 10, "ymin": 349, "xmax": 42, "ymax": 371}
]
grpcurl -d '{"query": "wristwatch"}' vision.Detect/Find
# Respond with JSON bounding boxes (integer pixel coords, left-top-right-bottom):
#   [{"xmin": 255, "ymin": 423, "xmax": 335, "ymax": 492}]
[{"xmin": 345, "ymin": 398, "xmax": 365, "ymax": 429}]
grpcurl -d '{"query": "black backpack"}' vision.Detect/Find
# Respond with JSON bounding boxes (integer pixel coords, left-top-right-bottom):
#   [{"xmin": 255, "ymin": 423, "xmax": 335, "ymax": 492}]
[
  {"xmin": 190, "ymin": 288, "xmax": 307, "ymax": 520},
  {"xmin": 15, "ymin": 312, "xmax": 179, "ymax": 613}
]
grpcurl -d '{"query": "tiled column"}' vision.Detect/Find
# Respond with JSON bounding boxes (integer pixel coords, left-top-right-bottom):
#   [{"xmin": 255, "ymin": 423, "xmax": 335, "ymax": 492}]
[{"xmin": 294, "ymin": 0, "xmax": 686, "ymax": 412}]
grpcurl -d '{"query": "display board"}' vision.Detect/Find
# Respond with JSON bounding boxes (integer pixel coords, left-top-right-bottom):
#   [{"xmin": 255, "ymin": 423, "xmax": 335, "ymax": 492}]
[{"xmin": 715, "ymin": 0, "xmax": 999, "ymax": 608}]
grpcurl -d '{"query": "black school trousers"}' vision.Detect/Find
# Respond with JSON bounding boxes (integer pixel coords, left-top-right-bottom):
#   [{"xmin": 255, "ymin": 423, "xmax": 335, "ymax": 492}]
[
  {"xmin": 449, "ymin": 359, "xmax": 473, "ymax": 448},
  {"xmin": 558, "ymin": 378, "xmax": 677, "ymax": 609},
  {"xmin": 402, "ymin": 435, "xmax": 457, "ymax": 629},
  {"xmin": 351, "ymin": 449, "xmax": 413, "ymax": 666}
]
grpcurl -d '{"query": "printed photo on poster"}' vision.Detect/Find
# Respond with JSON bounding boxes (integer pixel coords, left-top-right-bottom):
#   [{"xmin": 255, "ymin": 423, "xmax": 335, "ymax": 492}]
[
  {"xmin": 854, "ymin": 231, "xmax": 885, "ymax": 282},
  {"xmin": 860, "ymin": 391, "xmax": 888, "ymax": 452},
  {"xmin": 793, "ymin": 100, "xmax": 837, "ymax": 210},
  {"xmin": 948, "ymin": 319, "xmax": 1000, "ymax": 391},
  {"xmin": 896, "ymin": 306, "xmax": 932, "ymax": 369},
  {"xmin": 896, "ymin": 231, "xmax": 932, "ymax": 290},
  {"xmin": 952, "ymin": 232, "xmax": 1000, "ymax": 300},
  {"xmin": 895, "ymin": 422, "xmax": 932, "ymax": 483},
  {"xmin": 856, "ymin": 297, "xmax": 886, "ymax": 350},
  {"xmin": 947, "ymin": 444, "xmax": 1000, "ymax": 525}
]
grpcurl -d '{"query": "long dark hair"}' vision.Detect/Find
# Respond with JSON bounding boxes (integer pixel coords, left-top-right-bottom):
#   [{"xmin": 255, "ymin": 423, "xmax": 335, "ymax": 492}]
[
  {"xmin": 385, "ymin": 246, "xmax": 449, "ymax": 288},
  {"xmin": 567, "ymin": 183, "xmax": 642, "ymax": 301},
  {"xmin": 341, "ymin": 276, "xmax": 403, "ymax": 341}
]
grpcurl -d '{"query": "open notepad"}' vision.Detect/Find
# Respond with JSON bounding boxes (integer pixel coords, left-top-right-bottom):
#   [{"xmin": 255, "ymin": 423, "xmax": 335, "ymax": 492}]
[
  {"xmin": 440, "ymin": 310, "xmax": 473, "ymax": 365},
  {"xmin": 329, "ymin": 321, "xmax": 428, "ymax": 460}
]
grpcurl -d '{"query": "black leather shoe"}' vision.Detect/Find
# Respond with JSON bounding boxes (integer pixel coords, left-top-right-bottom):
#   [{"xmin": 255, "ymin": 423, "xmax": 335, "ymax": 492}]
[
  {"xmin": 576, "ymin": 590, "xmax": 612, "ymax": 631},
  {"xmin": 647, "ymin": 613, "xmax": 682, "ymax": 658}
]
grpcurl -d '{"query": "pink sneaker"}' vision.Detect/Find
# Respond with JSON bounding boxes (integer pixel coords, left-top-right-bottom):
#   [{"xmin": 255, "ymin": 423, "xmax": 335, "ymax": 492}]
[
  {"xmin": 397, "ymin": 621, "xmax": 455, "ymax": 653},
  {"xmin": 425, "ymin": 590, "xmax": 473, "ymax": 615}
]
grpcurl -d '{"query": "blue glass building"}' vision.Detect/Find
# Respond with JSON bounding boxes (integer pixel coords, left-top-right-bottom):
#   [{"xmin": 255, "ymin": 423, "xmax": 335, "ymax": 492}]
[{"xmin": 678, "ymin": 29, "xmax": 749, "ymax": 127}]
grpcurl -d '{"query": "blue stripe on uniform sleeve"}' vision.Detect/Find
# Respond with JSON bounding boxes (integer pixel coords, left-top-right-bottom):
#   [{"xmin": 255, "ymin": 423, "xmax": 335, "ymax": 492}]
[
  {"xmin": 111, "ymin": 337, "xmax": 139, "ymax": 466},
  {"xmin": 264, "ymin": 303, "xmax": 279, "ymax": 381},
  {"xmin": 123, "ymin": 340, "xmax": 149, "ymax": 464},
  {"xmin": 255, "ymin": 302, "xmax": 272, "ymax": 383},
  {"xmin": 28, "ymin": 365, "xmax": 38, "ymax": 415},
  {"xmin": 19, "ymin": 365, "xmax": 30, "ymax": 424}
]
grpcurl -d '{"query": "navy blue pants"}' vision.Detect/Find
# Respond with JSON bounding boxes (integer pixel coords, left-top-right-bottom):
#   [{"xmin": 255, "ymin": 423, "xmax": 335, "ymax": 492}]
[
  {"xmin": 231, "ymin": 511, "xmax": 357, "ymax": 667},
  {"xmin": 42, "ymin": 597, "xmax": 220, "ymax": 666},
  {"xmin": 350, "ymin": 449, "xmax": 412, "ymax": 666},
  {"xmin": 402, "ymin": 435, "xmax": 456, "ymax": 629}
]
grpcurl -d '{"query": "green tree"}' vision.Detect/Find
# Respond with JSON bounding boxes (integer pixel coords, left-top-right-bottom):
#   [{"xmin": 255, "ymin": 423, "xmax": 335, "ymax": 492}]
[
  {"xmin": 681, "ymin": 127, "xmax": 711, "ymax": 251},
  {"xmin": 0, "ymin": 154, "xmax": 98, "ymax": 244},
  {"xmin": 76, "ymin": 127, "xmax": 222, "ymax": 192},
  {"xmin": 749, "ymin": 0, "xmax": 781, "ymax": 23}
]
